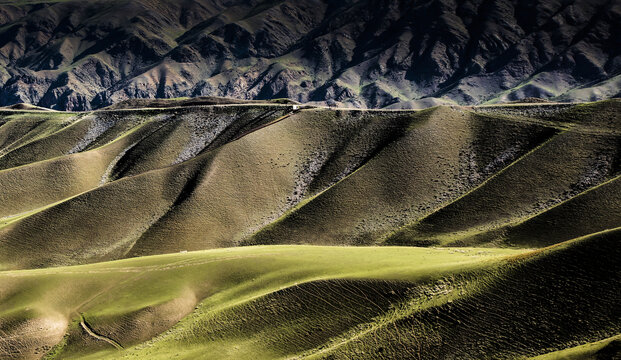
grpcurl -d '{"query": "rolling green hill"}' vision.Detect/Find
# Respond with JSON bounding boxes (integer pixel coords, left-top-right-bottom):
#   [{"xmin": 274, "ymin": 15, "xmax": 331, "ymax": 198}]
[
  {"xmin": 1, "ymin": 230, "xmax": 618, "ymax": 359},
  {"xmin": 0, "ymin": 99, "xmax": 619, "ymax": 359}
]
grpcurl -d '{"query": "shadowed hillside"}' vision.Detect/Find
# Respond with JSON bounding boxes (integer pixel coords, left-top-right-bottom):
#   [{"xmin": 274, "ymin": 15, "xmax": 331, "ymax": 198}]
[
  {"xmin": 0, "ymin": 100, "xmax": 620, "ymax": 269},
  {"xmin": 0, "ymin": 99, "xmax": 618, "ymax": 359}
]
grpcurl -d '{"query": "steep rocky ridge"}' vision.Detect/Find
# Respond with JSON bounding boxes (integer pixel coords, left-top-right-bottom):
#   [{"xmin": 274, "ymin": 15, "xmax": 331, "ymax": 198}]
[{"xmin": 0, "ymin": 0, "xmax": 619, "ymax": 110}]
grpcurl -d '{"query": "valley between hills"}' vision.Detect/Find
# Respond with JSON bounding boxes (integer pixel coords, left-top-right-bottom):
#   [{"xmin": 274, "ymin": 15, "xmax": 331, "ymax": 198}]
[{"xmin": 0, "ymin": 99, "xmax": 619, "ymax": 359}]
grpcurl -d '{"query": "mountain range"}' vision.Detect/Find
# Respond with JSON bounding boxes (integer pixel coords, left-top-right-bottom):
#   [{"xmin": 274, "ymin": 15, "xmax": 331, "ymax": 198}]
[
  {"xmin": 0, "ymin": 0, "xmax": 620, "ymax": 358},
  {"xmin": 0, "ymin": 0, "xmax": 620, "ymax": 110}
]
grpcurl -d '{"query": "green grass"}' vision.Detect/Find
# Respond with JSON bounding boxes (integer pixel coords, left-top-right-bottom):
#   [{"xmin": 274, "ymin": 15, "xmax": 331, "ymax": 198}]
[
  {"xmin": 249, "ymin": 106, "xmax": 562, "ymax": 247},
  {"xmin": 0, "ymin": 101, "xmax": 618, "ymax": 359},
  {"xmin": 0, "ymin": 102, "xmax": 619, "ymax": 269},
  {"xmin": 531, "ymin": 334, "xmax": 621, "ymax": 359},
  {"xmin": 0, "ymin": 245, "xmax": 523, "ymax": 359},
  {"xmin": 4, "ymin": 228, "xmax": 618, "ymax": 359}
]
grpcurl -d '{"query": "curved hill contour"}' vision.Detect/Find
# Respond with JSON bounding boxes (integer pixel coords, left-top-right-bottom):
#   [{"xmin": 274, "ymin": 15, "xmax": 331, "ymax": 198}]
[
  {"xmin": 0, "ymin": 100, "xmax": 620, "ymax": 269},
  {"xmin": 0, "ymin": 99, "xmax": 618, "ymax": 359}
]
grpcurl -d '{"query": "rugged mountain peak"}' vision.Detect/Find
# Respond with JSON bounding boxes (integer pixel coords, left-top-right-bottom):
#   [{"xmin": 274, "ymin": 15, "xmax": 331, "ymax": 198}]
[{"xmin": 0, "ymin": 0, "xmax": 619, "ymax": 110}]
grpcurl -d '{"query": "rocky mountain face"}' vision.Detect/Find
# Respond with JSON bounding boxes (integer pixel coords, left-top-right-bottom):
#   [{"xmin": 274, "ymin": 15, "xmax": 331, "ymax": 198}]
[{"xmin": 0, "ymin": 0, "xmax": 619, "ymax": 110}]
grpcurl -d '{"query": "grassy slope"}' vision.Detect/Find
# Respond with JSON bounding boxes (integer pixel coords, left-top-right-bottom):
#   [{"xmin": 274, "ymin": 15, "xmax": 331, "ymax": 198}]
[
  {"xmin": 0, "ymin": 119, "xmax": 162, "ymax": 219},
  {"xmin": 499, "ymin": 174, "xmax": 621, "ymax": 247},
  {"xmin": 0, "ymin": 112, "xmax": 134, "ymax": 170},
  {"xmin": 1, "ymin": 229, "xmax": 616, "ymax": 359},
  {"xmin": 0, "ymin": 102, "xmax": 620, "ymax": 268},
  {"xmin": 127, "ymin": 109, "xmax": 417, "ymax": 254},
  {"xmin": 0, "ymin": 107, "xmax": 293, "ymax": 268},
  {"xmin": 386, "ymin": 130, "xmax": 620, "ymax": 246},
  {"xmin": 0, "ymin": 108, "xmax": 416, "ymax": 268},
  {"xmin": 0, "ymin": 245, "xmax": 523, "ymax": 359},
  {"xmin": 386, "ymin": 100, "xmax": 621, "ymax": 247},
  {"xmin": 248, "ymin": 106, "xmax": 556, "ymax": 246},
  {"xmin": 531, "ymin": 334, "xmax": 621, "ymax": 360},
  {"xmin": 0, "ymin": 112, "xmax": 77, "ymax": 161},
  {"xmin": 315, "ymin": 228, "xmax": 621, "ymax": 359},
  {"xmin": 0, "ymin": 101, "xmax": 618, "ymax": 359}
]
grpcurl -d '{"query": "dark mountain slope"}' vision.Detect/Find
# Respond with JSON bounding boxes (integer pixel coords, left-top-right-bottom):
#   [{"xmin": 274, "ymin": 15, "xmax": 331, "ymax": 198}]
[{"xmin": 0, "ymin": 0, "xmax": 619, "ymax": 110}]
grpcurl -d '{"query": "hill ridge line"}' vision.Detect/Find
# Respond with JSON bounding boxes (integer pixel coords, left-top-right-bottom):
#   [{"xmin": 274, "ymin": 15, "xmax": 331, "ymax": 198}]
[
  {"xmin": 501, "ymin": 173, "xmax": 621, "ymax": 231},
  {"xmin": 381, "ymin": 129, "xmax": 564, "ymax": 243},
  {"xmin": 245, "ymin": 109, "xmax": 430, "ymax": 244}
]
